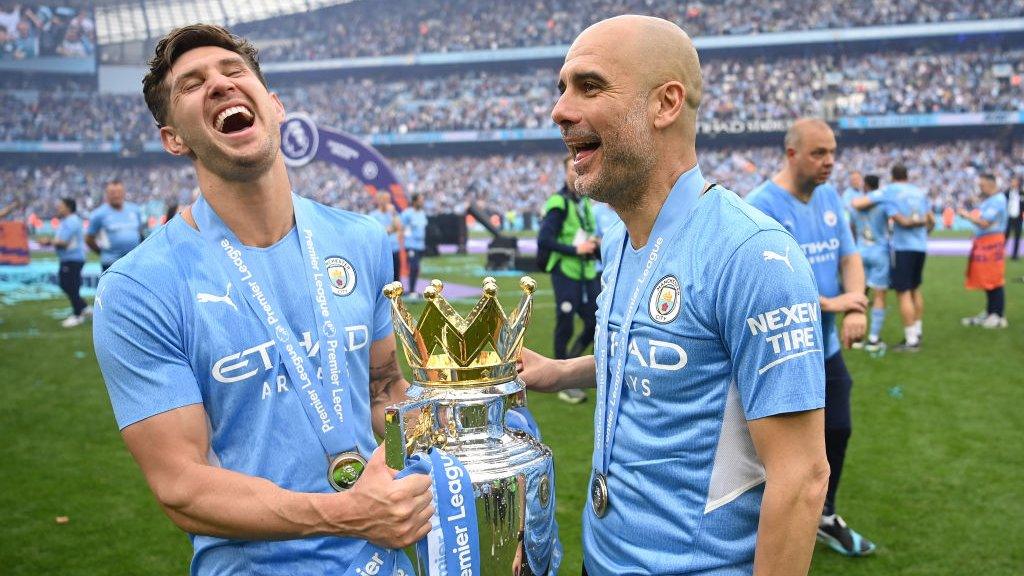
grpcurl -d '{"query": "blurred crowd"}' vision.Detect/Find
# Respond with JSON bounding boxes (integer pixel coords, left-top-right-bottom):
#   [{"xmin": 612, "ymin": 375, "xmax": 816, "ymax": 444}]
[
  {"xmin": 231, "ymin": 0, "xmax": 1024, "ymax": 61},
  {"xmin": 4, "ymin": 140, "xmax": 1020, "ymax": 225},
  {"xmin": 0, "ymin": 2, "xmax": 95, "ymax": 60},
  {"xmin": 2, "ymin": 46, "xmax": 1022, "ymax": 143}
]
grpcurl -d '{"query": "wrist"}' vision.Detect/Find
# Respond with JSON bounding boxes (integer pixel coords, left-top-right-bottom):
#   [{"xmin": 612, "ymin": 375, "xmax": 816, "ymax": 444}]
[{"xmin": 309, "ymin": 490, "xmax": 356, "ymax": 539}]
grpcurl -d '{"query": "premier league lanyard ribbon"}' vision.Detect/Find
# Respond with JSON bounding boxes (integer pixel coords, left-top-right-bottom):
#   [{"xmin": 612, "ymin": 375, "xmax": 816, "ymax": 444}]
[
  {"xmin": 413, "ymin": 449, "xmax": 481, "ymax": 576},
  {"xmin": 193, "ymin": 194, "xmax": 363, "ymax": 489},
  {"xmin": 592, "ymin": 178, "xmax": 709, "ymax": 517}
]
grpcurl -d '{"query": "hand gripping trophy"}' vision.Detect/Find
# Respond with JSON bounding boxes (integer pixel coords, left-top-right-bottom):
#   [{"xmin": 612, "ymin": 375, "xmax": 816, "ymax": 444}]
[{"xmin": 382, "ymin": 276, "xmax": 561, "ymax": 576}]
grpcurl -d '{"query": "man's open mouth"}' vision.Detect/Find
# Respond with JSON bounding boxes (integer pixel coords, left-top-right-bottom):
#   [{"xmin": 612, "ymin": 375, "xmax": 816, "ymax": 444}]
[
  {"xmin": 566, "ymin": 138, "xmax": 601, "ymax": 162},
  {"xmin": 214, "ymin": 105, "xmax": 255, "ymax": 134}
]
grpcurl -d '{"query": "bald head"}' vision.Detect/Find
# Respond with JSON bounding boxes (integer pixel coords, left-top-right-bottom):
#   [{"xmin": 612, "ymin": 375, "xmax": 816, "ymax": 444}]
[
  {"xmin": 572, "ymin": 15, "xmax": 702, "ymax": 114},
  {"xmin": 780, "ymin": 117, "xmax": 836, "ymax": 193},
  {"xmin": 551, "ymin": 15, "xmax": 704, "ymax": 209},
  {"xmin": 784, "ymin": 118, "xmax": 832, "ymax": 152}
]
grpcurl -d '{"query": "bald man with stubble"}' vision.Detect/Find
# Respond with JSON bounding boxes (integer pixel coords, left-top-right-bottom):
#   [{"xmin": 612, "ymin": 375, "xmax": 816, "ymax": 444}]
[
  {"xmin": 519, "ymin": 15, "xmax": 829, "ymax": 576},
  {"xmin": 748, "ymin": 119, "xmax": 877, "ymax": 558}
]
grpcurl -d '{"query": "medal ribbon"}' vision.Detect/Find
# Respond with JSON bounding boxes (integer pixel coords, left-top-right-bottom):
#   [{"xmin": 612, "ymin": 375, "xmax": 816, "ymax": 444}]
[
  {"xmin": 193, "ymin": 193, "xmax": 358, "ymax": 462},
  {"xmin": 592, "ymin": 172, "xmax": 711, "ymax": 476},
  {"xmin": 417, "ymin": 449, "xmax": 482, "ymax": 576}
]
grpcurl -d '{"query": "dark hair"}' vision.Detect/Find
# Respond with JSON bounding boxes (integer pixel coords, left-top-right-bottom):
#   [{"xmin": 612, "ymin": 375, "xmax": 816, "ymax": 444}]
[
  {"xmin": 864, "ymin": 174, "xmax": 879, "ymax": 191},
  {"xmin": 143, "ymin": 24, "xmax": 266, "ymax": 127},
  {"xmin": 61, "ymin": 197, "xmax": 76, "ymax": 213},
  {"xmin": 891, "ymin": 164, "xmax": 908, "ymax": 181},
  {"xmin": 979, "ymin": 173, "xmax": 996, "ymax": 182},
  {"xmin": 411, "ymin": 193, "xmax": 422, "ymax": 204},
  {"xmin": 107, "ymin": 178, "xmax": 123, "ymax": 187}
]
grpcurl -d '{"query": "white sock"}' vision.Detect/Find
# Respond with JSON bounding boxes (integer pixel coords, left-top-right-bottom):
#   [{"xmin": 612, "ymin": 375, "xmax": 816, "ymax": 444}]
[
  {"xmin": 913, "ymin": 320, "xmax": 922, "ymax": 337},
  {"xmin": 905, "ymin": 326, "xmax": 919, "ymax": 345}
]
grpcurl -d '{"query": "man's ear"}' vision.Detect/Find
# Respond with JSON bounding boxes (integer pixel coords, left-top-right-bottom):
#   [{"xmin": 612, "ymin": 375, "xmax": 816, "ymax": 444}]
[
  {"xmin": 652, "ymin": 81, "xmax": 685, "ymax": 130},
  {"xmin": 270, "ymin": 92, "xmax": 286, "ymax": 123},
  {"xmin": 160, "ymin": 126, "xmax": 192, "ymax": 156}
]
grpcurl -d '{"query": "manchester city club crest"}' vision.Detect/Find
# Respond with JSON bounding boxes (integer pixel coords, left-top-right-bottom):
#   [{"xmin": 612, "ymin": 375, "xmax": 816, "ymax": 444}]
[
  {"xmin": 823, "ymin": 210, "xmax": 838, "ymax": 227},
  {"xmin": 649, "ymin": 275, "xmax": 682, "ymax": 324},
  {"xmin": 325, "ymin": 256, "xmax": 356, "ymax": 296}
]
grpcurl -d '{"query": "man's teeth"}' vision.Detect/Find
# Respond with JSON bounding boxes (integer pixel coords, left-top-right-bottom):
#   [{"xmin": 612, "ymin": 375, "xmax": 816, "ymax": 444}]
[{"xmin": 214, "ymin": 106, "xmax": 253, "ymax": 132}]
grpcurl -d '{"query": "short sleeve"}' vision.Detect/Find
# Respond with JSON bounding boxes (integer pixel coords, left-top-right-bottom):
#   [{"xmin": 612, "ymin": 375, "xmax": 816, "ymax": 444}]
[
  {"xmin": 55, "ymin": 219, "xmax": 74, "ymax": 243},
  {"xmin": 86, "ymin": 209, "xmax": 103, "ymax": 235},
  {"xmin": 93, "ymin": 272, "xmax": 202, "ymax": 429},
  {"xmin": 716, "ymin": 230, "xmax": 826, "ymax": 420},
  {"xmin": 981, "ymin": 202, "xmax": 1000, "ymax": 223}
]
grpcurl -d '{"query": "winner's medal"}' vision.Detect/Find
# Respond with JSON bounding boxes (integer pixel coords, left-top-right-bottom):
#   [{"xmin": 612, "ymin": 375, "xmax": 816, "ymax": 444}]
[
  {"xmin": 591, "ymin": 472, "xmax": 609, "ymax": 518},
  {"xmin": 328, "ymin": 452, "xmax": 367, "ymax": 491}
]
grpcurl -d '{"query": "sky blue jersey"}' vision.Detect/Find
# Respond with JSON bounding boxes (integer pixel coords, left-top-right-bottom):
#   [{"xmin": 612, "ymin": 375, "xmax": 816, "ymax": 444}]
[
  {"xmin": 368, "ymin": 208, "xmax": 401, "ymax": 252},
  {"xmin": 93, "ymin": 198, "xmax": 393, "ymax": 575},
  {"xmin": 585, "ymin": 166, "xmax": 825, "ymax": 576},
  {"xmin": 87, "ymin": 202, "xmax": 143, "ymax": 265},
  {"xmin": 845, "ymin": 192, "xmax": 891, "ymax": 251},
  {"xmin": 55, "ymin": 213, "xmax": 85, "ymax": 262},
  {"xmin": 746, "ymin": 181, "xmax": 856, "ymax": 359},
  {"xmin": 871, "ymin": 183, "xmax": 929, "ymax": 252},
  {"xmin": 401, "ymin": 207, "xmax": 428, "ymax": 251},
  {"xmin": 976, "ymin": 194, "xmax": 1008, "ymax": 237}
]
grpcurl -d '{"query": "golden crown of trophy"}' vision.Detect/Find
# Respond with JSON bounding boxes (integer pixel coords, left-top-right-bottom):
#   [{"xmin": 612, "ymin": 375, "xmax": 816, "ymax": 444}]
[{"xmin": 383, "ymin": 276, "xmax": 558, "ymax": 576}]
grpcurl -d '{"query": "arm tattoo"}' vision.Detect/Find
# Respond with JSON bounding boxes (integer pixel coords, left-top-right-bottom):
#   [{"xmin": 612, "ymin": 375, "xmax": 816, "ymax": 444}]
[{"xmin": 369, "ymin": 351, "xmax": 403, "ymax": 405}]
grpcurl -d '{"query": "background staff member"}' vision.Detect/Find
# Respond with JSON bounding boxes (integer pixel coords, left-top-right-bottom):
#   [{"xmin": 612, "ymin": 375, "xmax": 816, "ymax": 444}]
[
  {"xmin": 85, "ymin": 179, "xmax": 144, "ymax": 271},
  {"xmin": 747, "ymin": 118, "xmax": 876, "ymax": 558},
  {"xmin": 959, "ymin": 173, "xmax": 1009, "ymax": 328},
  {"xmin": 538, "ymin": 154, "xmax": 600, "ymax": 405}
]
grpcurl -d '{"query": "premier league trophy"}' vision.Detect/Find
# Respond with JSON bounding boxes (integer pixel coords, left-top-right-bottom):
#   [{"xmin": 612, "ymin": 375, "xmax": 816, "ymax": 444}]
[{"xmin": 382, "ymin": 277, "xmax": 559, "ymax": 576}]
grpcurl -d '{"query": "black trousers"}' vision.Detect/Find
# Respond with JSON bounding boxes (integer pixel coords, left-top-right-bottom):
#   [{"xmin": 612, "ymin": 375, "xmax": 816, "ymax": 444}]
[
  {"xmin": 1007, "ymin": 216, "xmax": 1022, "ymax": 260},
  {"xmin": 406, "ymin": 248, "xmax": 424, "ymax": 293},
  {"xmin": 987, "ymin": 287, "xmax": 1006, "ymax": 316},
  {"xmin": 59, "ymin": 260, "xmax": 87, "ymax": 315},
  {"xmin": 391, "ymin": 251, "xmax": 401, "ymax": 283},
  {"xmin": 824, "ymin": 352, "xmax": 854, "ymax": 516},
  {"xmin": 550, "ymin": 268, "xmax": 600, "ymax": 359}
]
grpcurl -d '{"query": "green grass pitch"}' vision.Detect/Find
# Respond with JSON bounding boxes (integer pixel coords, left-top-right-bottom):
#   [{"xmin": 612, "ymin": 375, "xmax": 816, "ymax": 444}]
[{"xmin": 1, "ymin": 253, "xmax": 1021, "ymax": 574}]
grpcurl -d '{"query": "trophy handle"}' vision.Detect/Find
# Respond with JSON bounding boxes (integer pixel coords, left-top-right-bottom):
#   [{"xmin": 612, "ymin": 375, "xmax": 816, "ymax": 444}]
[{"xmin": 384, "ymin": 397, "xmax": 440, "ymax": 470}]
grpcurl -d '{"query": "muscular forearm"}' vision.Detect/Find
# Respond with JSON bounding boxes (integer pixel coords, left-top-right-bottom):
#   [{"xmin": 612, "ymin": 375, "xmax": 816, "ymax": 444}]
[
  {"xmin": 753, "ymin": 462, "xmax": 829, "ymax": 576},
  {"xmin": 152, "ymin": 461, "xmax": 331, "ymax": 539},
  {"xmin": 85, "ymin": 235, "xmax": 100, "ymax": 253}
]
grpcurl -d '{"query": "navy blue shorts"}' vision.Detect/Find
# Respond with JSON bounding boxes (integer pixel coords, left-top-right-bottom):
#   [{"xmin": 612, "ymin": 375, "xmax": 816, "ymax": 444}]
[{"xmin": 891, "ymin": 250, "xmax": 926, "ymax": 292}]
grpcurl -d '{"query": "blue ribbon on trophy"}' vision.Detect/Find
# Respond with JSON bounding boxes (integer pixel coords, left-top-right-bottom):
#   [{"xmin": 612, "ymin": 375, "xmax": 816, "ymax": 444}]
[{"xmin": 381, "ymin": 278, "xmax": 562, "ymax": 575}]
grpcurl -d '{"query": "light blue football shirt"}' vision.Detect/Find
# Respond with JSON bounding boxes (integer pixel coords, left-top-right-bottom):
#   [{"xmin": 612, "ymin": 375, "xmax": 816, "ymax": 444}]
[
  {"xmin": 976, "ymin": 194, "xmax": 1008, "ymax": 237},
  {"xmin": 93, "ymin": 198, "xmax": 393, "ymax": 575},
  {"xmin": 401, "ymin": 207, "xmax": 428, "ymax": 251},
  {"xmin": 55, "ymin": 213, "xmax": 85, "ymax": 262},
  {"xmin": 584, "ymin": 166, "xmax": 825, "ymax": 576},
  {"xmin": 841, "ymin": 187, "xmax": 860, "ymax": 223},
  {"xmin": 845, "ymin": 192, "xmax": 891, "ymax": 251},
  {"xmin": 369, "ymin": 208, "xmax": 401, "ymax": 252},
  {"xmin": 872, "ymin": 183, "xmax": 929, "ymax": 252},
  {"xmin": 87, "ymin": 202, "xmax": 143, "ymax": 265},
  {"xmin": 746, "ymin": 181, "xmax": 856, "ymax": 359}
]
